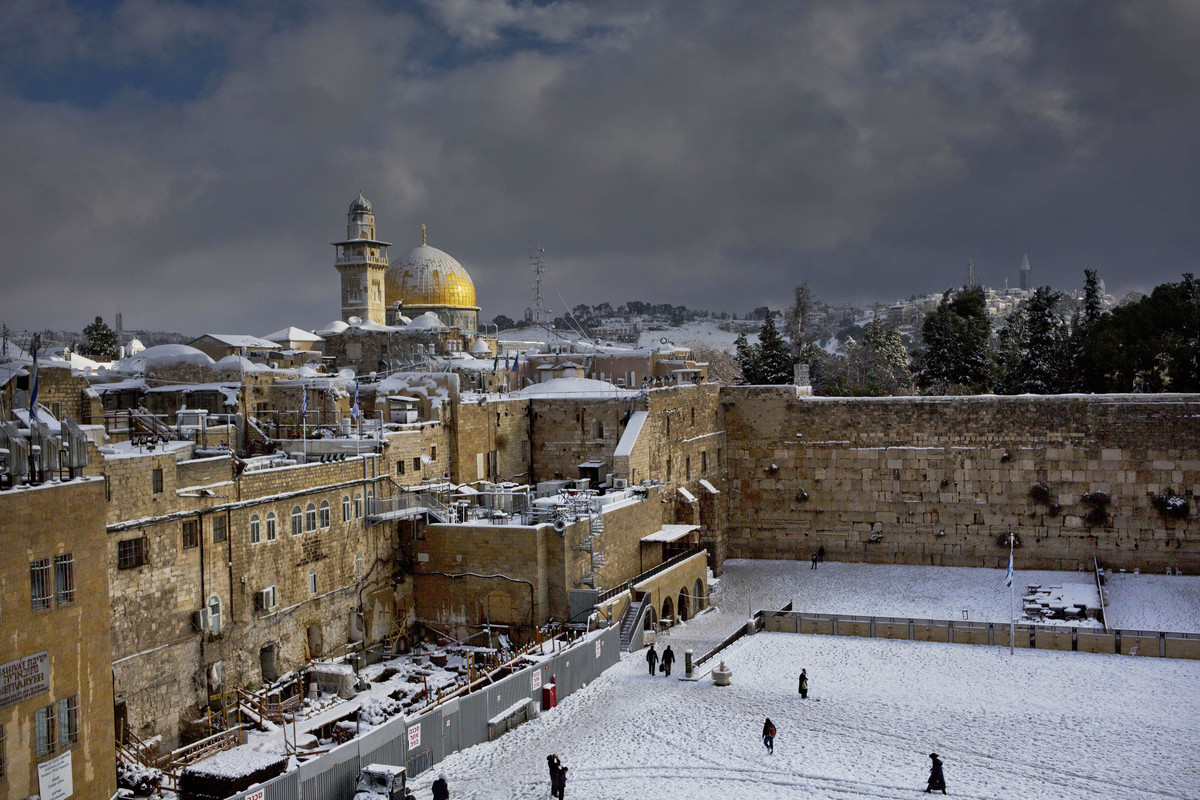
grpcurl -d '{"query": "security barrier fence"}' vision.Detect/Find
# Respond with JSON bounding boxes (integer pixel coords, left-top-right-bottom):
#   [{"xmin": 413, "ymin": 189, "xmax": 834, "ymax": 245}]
[
  {"xmin": 760, "ymin": 611, "xmax": 1200, "ymax": 659},
  {"xmin": 226, "ymin": 624, "xmax": 620, "ymax": 800}
]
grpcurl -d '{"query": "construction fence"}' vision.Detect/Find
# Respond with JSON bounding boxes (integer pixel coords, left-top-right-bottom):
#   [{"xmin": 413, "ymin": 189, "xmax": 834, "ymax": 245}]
[
  {"xmin": 760, "ymin": 611, "xmax": 1200, "ymax": 659},
  {"xmin": 226, "ymin": 624, "xmax": 620, "ymax": 800}
]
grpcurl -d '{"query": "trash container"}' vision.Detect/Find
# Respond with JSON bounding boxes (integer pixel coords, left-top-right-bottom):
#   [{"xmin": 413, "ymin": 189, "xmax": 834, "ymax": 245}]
[
  {"xmin": 541, "ymin": 683, "xmax": 557, "ymax": 710},
  {"xmin": 684, "ymin": 649, "xmax": 693, "ymax": 677}
]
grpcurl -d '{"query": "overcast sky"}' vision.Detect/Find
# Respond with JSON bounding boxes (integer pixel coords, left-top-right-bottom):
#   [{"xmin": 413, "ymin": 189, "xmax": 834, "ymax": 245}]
[{"xmin": 1, "ymin": 0, "xmax": 1197, "ymax": 336}]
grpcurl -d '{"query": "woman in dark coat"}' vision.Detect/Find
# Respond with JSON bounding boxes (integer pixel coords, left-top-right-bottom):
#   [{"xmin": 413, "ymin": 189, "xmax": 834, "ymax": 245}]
[
  {"xmin": 432, "ymin": 773, "xmax": 450, "ymax": 800},
  {"xmin": 925, "ymin": 753, "xmax": 946, "ymax": 794}
]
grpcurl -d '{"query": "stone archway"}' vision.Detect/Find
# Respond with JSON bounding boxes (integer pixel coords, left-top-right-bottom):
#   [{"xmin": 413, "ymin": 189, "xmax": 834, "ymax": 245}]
[
  {"xmin": 677, "ymin": 588, "xmax": 690, "ymax": 621},
  {"xmin": 661, "ymin": 596, "xmax": 675, "ymax": 627},
  {"xmin": 694, "ymin": 578, "xmax": 706, "ymax": 611}
]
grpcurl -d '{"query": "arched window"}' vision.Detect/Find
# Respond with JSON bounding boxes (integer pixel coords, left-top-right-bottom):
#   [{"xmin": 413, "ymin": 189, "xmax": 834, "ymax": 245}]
[
  {"xmin": 305, "ymin": 503, "xmax": 317, "ymax": 532},
  {"xmin": 250, "ymin": 514, "xmax": 261, "ymax": 544},
  {"xmin": 207, "ymin": 595, "xmax": 221, "ymax": 635},
  {"xmin": 291, "ymin": 506, "xmax": 302, "ymax": 536},
  {"xmin": 308, "ymin": 569, "xmax": 318, "ymax": 595},
  {"xmin": 354, "ymin": 493, "xmax": 363, "ymax": 518},
  {"xmin": 593, "ymin": 419, "xmax": 604, "ymax": 439},
  {"xmin": 266, "ymin": 512, "xmax": 277, "ymax": 542},
  {"xmin": 342, "ymin": 495, "xmax": 351, "ymax": 523},
  {"xmin": 319, "ymin": 500, "xmax": 331, "ymax": 529}
]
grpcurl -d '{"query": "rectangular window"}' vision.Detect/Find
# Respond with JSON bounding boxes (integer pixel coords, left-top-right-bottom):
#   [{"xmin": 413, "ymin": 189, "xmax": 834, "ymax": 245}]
[
  {"xmin": 686, "ymin": 455, "xmax": 691, "ymax": 481},
  {"xmin": 35, "ymin": 704, "xmax": 55, "ymax": 757},
  {"xmin": 701, "ymin": 451, "xmax": 707, "ymax": 474},
  {"xmin": 308, "ymin": 570, "xmax": 317, "ymax": 595},
  {"xmin": 58, "ymin": 695, "xmax": 79, "ymax": 748},
  {"xmin": 152, "ymin": 468, "xmax": 163, "ymax": 494},
  {"xmin": 117, "ymin": 538, "xmax": 148, "ymax": 570},
  {"xmin": 397, "ymin": 460, "xmax": 405, "ymax": 474},
  {"xmin": 182, "ymin": 520, "xmax": 199, "ymax": 549},
  {"xmin": 104, "ymin": 475, "xmax": 111, "ymax": 502},
  {"xmin": 31, "ymin": 557, "xmax": 53, "ymax": 611},
  {"xmin": 431, "ymin": 446, "xmax": 437, "ymax": 461},
  {"xmin": 54, "ymin": 553, "xmax": 75, "ymax": 606},
  {"xmin": 412, "ymin": 457, "xmax": 421, "ymax": 472},
  {"xmin": 212, "ymin": 516, "xmax": 227, "ymax": 543}
]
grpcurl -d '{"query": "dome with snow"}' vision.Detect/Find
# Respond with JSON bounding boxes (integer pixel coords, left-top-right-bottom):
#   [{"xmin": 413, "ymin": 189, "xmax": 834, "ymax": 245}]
[
  {"xmin": 215, "ymin": 355, "xmax": 267, "ymax": 372},
  {"xmin": 469, "ymin": 338, "xmax": 492, "ymax": 356},
  {"xmin": 406, "ymin": 312, "xmax": 446, "ymax": 330},
  {"xmin": 316, "ymin": 320, "xmax": 350, "ymax": 336},
  {"xmin": 516, "ymin": 377, "xmax": 636, "ymax": 398},
  {"xmin": 120, "ymin": 344, "xmax": 215, "ymax": 370},
  {"xmin": 349, "ymin": 192, "xmax": 373, "ymax": 215}
]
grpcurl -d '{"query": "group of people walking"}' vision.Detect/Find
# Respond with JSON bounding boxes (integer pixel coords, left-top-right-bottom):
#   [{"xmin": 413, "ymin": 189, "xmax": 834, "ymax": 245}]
[{"xmin": 645, "ymin": 643, "xmax": 675, "ymax": 676}]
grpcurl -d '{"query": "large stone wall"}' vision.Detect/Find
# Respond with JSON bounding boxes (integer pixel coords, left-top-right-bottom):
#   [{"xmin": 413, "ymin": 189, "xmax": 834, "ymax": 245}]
[
  {"xmin": 451, "ymin": 399, "xmax": 531, "ymax": 484},
  {"xmin": 723, "ymin": 390, "xmax": 1200, "ymax": 572}
]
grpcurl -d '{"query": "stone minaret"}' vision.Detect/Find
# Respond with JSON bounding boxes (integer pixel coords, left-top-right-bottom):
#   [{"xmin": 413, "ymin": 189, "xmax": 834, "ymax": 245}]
[
  {"xmin": 1019, "ymin": 254, "xmax": 1032, "ymax": 292},
  {"xmin": 334, "ymin": 192, "xmax": 392, "ymax": 324}
]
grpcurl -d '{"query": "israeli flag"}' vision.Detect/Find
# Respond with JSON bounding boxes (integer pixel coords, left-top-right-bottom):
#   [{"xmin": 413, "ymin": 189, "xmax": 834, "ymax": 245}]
[
  {"xmin": 352, "ymin": 381, "xmax": 360, "ymax": 420},
  {"xmin": 28, "ymin": 346, "xmax": 39, "ymax": 420},
  {"xmin": 1005, "ymin": 551, "xmax": 1014, "ymax": 588},
  {"xmin": 300, "ymin": 385, "xmax": 307, "ymax": 417}
]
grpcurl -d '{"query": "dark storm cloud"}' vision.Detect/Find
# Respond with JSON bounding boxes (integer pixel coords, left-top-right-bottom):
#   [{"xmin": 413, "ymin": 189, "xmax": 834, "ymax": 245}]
[{"xmin": 0, "ymin": 0, "xmax": 1196, "ymax": 335}]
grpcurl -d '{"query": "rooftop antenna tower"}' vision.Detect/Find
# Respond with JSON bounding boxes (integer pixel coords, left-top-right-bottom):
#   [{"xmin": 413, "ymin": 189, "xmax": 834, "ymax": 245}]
[
  {"xmin": 529, "ymin": 245, "xmax": 551, "ymax": 326},
  {"xmin": 967, "ymin": 259, "xmax": 977, "ymax": 288}
]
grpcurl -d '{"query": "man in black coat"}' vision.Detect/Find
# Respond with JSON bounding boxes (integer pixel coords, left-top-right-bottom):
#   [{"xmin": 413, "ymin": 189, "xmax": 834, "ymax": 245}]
[
  {"xmin": 432, "ymin": 773, "xmax": 450, "ymax": 800},
  {"xmin": 924, "ymin": 753, "xmax": 946, "ymax": 794},
  {"xmin": 661, "ymin": 645, "xmax": 676, "ymax": 677},
  {"xmin": 550, "ymin": 762, "xmax": 568, "ymax": 799},
  {"xmin": 646, "ymin": 644, "xmax": 658, "ymax": 675},
  {"xmin": 547, "ymin": 755, "xmax": 562, "ymax": 796},
  {"xmin": 798, "ymin": 668, "xmax": 808, "ymax": 699}
]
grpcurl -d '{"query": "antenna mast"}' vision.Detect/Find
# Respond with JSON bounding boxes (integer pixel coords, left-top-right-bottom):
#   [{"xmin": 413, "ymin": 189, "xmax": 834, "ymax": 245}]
[{"xmin": 529, "ymin": 245, "xmax": 551, "ymax": 326}]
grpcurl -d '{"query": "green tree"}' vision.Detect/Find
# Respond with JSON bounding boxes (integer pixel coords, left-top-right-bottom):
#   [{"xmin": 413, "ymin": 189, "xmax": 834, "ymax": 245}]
[
  {"xmin": 736, "ymin": 315, "xmax": 796, "ymax": 384},
  {"xmin": 818, "ymin": 317, "xmax": 913, "ymax": 396},
  {"xmin": 80, "ymin": 316, "xmax": 118, "ymax": 360},
  {"xmin": 913, "ymin": 285, "xmax": 994, "ymax": 394},
  {"xmin": 1089, "ymin": 274, "xmax": 1200, "ymax": 392},
  {"xmin": 1068, "ymin": 269, "xmax": 1106, "ymax": 392},
  {"xmin": 996, "ymin": 287, "xmax": 1070, "ymax": 394}
]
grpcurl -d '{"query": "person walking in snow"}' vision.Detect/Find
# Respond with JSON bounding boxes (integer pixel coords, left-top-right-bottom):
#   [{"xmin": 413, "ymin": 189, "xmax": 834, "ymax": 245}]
[
  {"xmin": 432, "ymin": 773, "xmax": 450, "ymax": 800},
  {"xmin": 646, "ymin": 644, "xmax": 658, "ymax": 675},
  {"xmin": 762, "ymin": 717, "xmax": 776, "ymax": 754},
  {"xmin": 810, "ymin": 552, "xmax": 818, "ymax": 569},
  {"xmin": 661, "ymin": 645, "xmax": 676, "ymax": 677},
  {"xmin": 798, "ymin": 668, "xmax": 808, "ymax": 699},
  {"xmin": 924, "ymin": 753, "xmax": 947, "ymax": 794}
]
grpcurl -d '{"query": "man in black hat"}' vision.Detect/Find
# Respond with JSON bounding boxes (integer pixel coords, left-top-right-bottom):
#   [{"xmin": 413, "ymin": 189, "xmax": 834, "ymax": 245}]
[{"xmin": 925, "ymin": 753, "xmax": 946, "ymax": 794}]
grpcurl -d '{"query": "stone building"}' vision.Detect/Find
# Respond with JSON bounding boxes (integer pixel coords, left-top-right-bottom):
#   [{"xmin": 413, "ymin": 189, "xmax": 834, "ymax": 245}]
[{"xmin": 0, "ymin": 478, "xmax": 116, "ymax": 800}]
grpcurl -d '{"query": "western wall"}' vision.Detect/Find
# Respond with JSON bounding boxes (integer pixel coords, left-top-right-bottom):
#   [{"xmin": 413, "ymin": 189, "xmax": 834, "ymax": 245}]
[{"xmin": 722, "ymin": 389, "xmax": 1200, "ymax": 573}]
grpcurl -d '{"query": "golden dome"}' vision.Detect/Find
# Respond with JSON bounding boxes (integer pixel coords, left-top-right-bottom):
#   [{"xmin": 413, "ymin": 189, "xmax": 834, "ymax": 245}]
[{"xmin": 385, "ymin": 242, "xmax": 477, "ymax": 309}]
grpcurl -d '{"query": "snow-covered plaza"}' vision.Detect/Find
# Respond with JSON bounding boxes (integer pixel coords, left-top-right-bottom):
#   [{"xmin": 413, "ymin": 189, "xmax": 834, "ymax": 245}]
[{"xmin": 406, "ymin": 560, "xmax": 1200, "ymax": 799}]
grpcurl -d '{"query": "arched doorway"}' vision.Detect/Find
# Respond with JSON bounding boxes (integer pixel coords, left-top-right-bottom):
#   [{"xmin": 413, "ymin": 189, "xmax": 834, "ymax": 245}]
[
  {"xmin": 661, "ymin": 596, "xmax": 674, "ymax": 627},
  {"xmin": 677, "ymin": 588, "xmax": 690, "ymax": 621},
  {"xmin": 694, "ymin": 579, "xmax": 706, "ymax": 611},
  {"xmin": 644, "ymin": 605, "xmax": 657, "ymax": 630}
]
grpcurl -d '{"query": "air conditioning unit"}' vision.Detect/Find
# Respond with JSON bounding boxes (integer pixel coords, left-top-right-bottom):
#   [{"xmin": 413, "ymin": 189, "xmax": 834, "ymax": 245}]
[
  {"xmin": 254, "ymin": 588, "xmax": 275, "ymax": 612},
  {"xmin": 613, "ymin": 478, "xmax": 629, "ymax": 490},
  {"xmin": 192, "ymin": 608, "xmax": 210, "ymax": 632}
]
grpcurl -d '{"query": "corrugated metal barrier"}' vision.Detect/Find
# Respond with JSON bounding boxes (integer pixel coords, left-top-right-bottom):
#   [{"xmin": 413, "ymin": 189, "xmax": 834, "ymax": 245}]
[{"xmin": 226, "ymin": 624, "xmax": 620, "ymax": 800}]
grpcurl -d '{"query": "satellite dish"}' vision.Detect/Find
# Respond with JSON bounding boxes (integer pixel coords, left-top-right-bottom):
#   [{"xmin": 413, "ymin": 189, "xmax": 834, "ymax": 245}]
[{"xmin": 479, "ymin": 396, "xmax": 488, "ymax": 406}]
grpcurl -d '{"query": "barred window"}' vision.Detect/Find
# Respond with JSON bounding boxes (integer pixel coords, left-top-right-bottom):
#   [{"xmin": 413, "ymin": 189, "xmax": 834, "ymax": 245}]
[
  {"xmin": 182, "ymin": 520, "xmax": 199, "ymax": 549},
  {"xmin": 354, "ymin": 493, "xmax": 363, "ymax": 518},
  {"xmin": 35, "ymin": 703, "xmax": 55, "ymax": 757},
  {"xmin": 266, "ymin": 512, "xmax": 277, "ymax": 542},
  {"xmin": 31, "ymin": 558, "xmax": 53, "ymax": 611},
  {"xmin": 291, "ymin": 506, "xmax": 302, "ymax": 536},
  {"xmin": 305, "ymin": 503, "xmax": 317, "ymax": 532},
  {"xmin": 152, "ymin": 467, "xmax": 163, "ymax": 494},
  {"xmin": 58, "ymin": 695, "xmax": 79, "ymax": 748},
  {"xmin": 250, "ymin": 515, "xmax": 261, "ymax": 544},
  {"xmin": 54, "ymin": 553, "xmax": 75, "ymax": 605},
  {"xmin": 319, "ymin": 500, "xmax": 331, "ymax": 529},
  {"xmin": 117, "ymin": 537, "xmax": 148, "ymax": 570},
  {"xmin": 212, "ymin": 516, "xmax": 227, "ymax": 543}
]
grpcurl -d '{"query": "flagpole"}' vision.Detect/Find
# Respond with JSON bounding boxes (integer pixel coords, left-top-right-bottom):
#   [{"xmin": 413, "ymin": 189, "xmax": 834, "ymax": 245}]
[
  {"xmin": 301, "ymin": 384, "xmax": 307, "ymax": 462},
  {"xmin": 1009, "ymin": 536, "xmax": 1015, "ymax": 656}
]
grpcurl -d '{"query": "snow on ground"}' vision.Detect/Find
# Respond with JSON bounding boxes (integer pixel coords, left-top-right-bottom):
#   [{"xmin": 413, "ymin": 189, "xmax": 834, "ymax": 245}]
[
  {"xmin": 638, "ymin": 319, "xmax": 750, "ymax": 352},
  {"xmin": 409, "ymin": 562, "xmax": 1200, "ymax": 800},
  {"xmin": 1105, "ymin": 572, "xmax": 1200, "ymax": 633}
]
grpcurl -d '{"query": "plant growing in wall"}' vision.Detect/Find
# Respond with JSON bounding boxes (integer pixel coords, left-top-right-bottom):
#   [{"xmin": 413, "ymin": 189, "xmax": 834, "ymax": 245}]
[
  {"xmin": 1028, "ymin": 482, "xmax": 1052, "ymax": 505},
  {"xmin": 995, "ymin": 531, "xmax": 1022, "ymax": 549},
  {"xmin": 796, "ymin": 489, "xmax": 809, "ymax": 502},
  {"xmin": 1151, "ymin": 491, "xmax": 1190, "ymax": 521},
  {"xmin": 1081, "ymin": 491, "xmax": 1111, "ymax": 527}
]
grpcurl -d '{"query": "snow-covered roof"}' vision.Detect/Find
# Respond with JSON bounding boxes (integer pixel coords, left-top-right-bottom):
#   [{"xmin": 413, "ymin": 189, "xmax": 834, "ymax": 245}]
[
  {"xmin": 515, "ymin": 377, "xmax": 637, "ymax": 399},
  {"xmin": 641, "ymin": 524, "xmax": 699, "ymax": 543},
  {"xmin": 0, "ymin": 361, "xmax": 26, "ymax": 388},
  {"xmin": 316, "ymin": 320, "xmax": 350, "ymax": 336},
  {"xmin": 215, "ymin": 355, "xmax": 269, "ymax": 372},
  {"xmin": 118, "ymin": 344, "xmax": 216, "ymax": 369},
  {"xmin": 194, "ymin": 333, "xmax": 281, "ymax": 349},
  {"xmin": 469, "ymin": 338, "xmax": 491, "ymax": 355},
  {"xmin": 263, "ymin": 326, "xmax": 323, "ymax": 344},
  {"xmin": 405, "ymin": 312, "xmax": 445, "ymax": 330}
]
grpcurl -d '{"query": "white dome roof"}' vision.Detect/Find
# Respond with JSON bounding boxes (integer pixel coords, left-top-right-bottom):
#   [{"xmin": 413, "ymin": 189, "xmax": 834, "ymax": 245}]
[
  {"xmin": 469, "ymin": 338, "xmax": 491, "ymax": 355},
  {"xmin": 516, "ymin": 377, "xmax": 635, "ymax": 398},
  {"xmin": 316, "ymin": 320, "xmax": 350, "ymax": 336},
  {"xmin": 122, "ymin": 344, "xmax": 215, "ymax": 369},
  {"xmin": 406, "ymin": 312, "xmax": 445, "ymax": 330}
]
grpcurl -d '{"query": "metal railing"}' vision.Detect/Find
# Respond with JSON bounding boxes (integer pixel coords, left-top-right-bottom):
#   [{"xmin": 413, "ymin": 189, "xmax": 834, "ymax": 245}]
[{"xmin": 596, "ymin": 545, "xmax": 707, "ymax": 605}]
